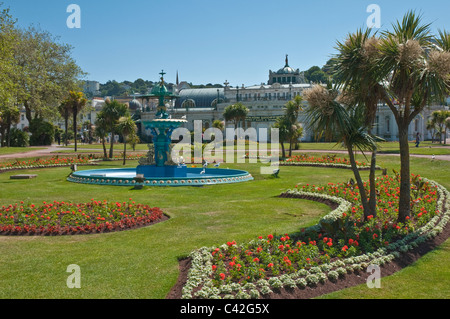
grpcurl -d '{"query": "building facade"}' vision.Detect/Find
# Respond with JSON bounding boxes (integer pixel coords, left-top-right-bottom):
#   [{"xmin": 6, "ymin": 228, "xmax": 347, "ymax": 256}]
[{"xmin": 136, "ymin": 57, "xmax": 448, "ymax": 143}]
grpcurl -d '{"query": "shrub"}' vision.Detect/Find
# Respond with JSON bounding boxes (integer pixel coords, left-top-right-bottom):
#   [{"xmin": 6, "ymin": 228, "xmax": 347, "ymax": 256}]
[{"xmin": 9, "ymin": 128, "xmax": 29, "ymax": 147}]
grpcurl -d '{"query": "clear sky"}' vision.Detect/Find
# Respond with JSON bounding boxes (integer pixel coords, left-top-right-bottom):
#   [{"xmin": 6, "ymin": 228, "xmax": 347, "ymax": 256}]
[{"xmin": 2, "ymin": 0, "xmax": 450, "ymax": 86}]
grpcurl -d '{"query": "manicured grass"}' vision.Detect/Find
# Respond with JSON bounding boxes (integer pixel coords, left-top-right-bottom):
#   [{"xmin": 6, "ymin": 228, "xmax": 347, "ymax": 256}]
[
  {"xmin": 0, "ymin": 152, "xmax": 448, "ymax": 299},
  {"xmin": 318, "ymin": 239, "xmax": 450, "ymax": 299}
]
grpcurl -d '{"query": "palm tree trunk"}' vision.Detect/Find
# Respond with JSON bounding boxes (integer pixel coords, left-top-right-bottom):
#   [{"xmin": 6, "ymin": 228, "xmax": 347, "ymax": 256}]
[
  {"xmin": 346, "ymin": 142, "xmax": 370, "ymax": 219},
  {"xmin": 288, "ymin": 138, "xmax": 293, "ymax": 157},
  {"xmin": 397, "ymin": 125, "xmax": 411, "ymax": 223},
  {"xmin": 102, "ymin": 138, "xmax": 107, "ymax": 159},
  {"xmin": 368, "ymin": 149, "xmax": 378, "ymax": 217},
  {"xmin": 73, "ymin": 110, "xmax": 78, "ymax": 152},
  {"xmin": 123, "ymin": 138, "xmax": 127, "ymax": 165},
  {"xmin": 109, "ymin": 130, "xmax": 114, "ymax": 159},
  {"xmin": 64, "ymin": 114, "xmax": 69, "ymax": 146},
  {"xmin": 280, "ymin": 142, "xmax": 286, "ymax": 159}
]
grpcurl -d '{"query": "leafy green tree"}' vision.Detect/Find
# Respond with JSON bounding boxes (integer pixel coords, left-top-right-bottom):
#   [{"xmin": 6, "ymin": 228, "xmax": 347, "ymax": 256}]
[
  {"xmin": 29, "ymin": 118, "xmax": 55, "ymax": 146},
  {"xmin": 13, "ymin": 26, "xmax": 85, "ymax": 124}
]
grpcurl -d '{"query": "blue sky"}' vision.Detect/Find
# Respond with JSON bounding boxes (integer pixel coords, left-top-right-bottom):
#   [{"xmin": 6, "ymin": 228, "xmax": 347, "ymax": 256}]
[{"xmin": 2, "ymin": 0, "xmax": 450, "ymax": 86}]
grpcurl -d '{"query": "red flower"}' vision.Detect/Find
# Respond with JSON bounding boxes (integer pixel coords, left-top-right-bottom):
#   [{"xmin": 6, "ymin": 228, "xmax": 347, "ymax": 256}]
[
  {"xmin": 267, "ymin": 234, "xmax": 274, "ymax": 241},
  {"xmin": 219, "ymin": 273, "xmax": 225, "ymax": 280}
]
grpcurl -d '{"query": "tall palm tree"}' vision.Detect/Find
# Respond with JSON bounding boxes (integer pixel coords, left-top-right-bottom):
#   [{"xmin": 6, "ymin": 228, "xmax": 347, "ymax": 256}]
[
  {"xmin": 117, "ymin": 116, "xmax": 137, "ymax": 165},
  {"xmin": 99, "ymin": 98, "xmax": 130, "ymax": 158},
  {"xmin": 285, "ymin": 95, "xmax": 304, "ymax": 156},
  {"xmin": 373, "ymin": 11, "xmax": 450, "ymax": 222},
  {"xmin": 304, "ymin": 84, "xmax": 378, "ymax": 220},
  {"xmin": 333, "ymin": 28, "xmax": 384, "ymax": 217},
  {"xmin": 426, "ymin": 118, "xmax": 437, "ymax": 143},
  {"xmin": 94, "ymin": 114, "xmax": 108, "ymax": 158},
  {"xmin": 58, "ymin": 101, "xmax": 72, "ymax": 146},
  {"xmin": 63, "ymin": 91, "xmax": 87, "ymax": 152},
  {"xmin": 272, "ymin": 116, "xmax": 290, "ymax": 159}
]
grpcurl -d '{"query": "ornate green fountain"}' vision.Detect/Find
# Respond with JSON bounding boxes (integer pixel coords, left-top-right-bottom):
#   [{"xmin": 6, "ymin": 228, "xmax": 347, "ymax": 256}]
[
  {"xmin": 67, "ymin": 70, "xmax": 254, "ymax": 187},
  {"xmin": 136, "ymin": 71, "xmax": 188, "ymax": 177}
]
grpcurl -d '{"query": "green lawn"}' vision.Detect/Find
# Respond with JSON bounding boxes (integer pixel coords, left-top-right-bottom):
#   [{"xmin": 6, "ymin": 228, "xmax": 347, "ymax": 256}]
[{"xmin": 0, "ymin": 152, "xmax": 448, "ymax": 299}]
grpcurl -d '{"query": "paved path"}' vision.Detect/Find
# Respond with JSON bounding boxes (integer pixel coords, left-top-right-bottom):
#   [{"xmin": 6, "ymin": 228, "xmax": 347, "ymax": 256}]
[{"xmin": 1, "ymin": 144, "xmax": 450, "ymax": 161}]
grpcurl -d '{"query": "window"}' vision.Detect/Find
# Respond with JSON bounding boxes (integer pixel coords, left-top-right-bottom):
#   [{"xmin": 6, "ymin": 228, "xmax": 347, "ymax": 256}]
[{"xmin": 385, "ymin": 116, "xmax": 390, "ymax": 133}]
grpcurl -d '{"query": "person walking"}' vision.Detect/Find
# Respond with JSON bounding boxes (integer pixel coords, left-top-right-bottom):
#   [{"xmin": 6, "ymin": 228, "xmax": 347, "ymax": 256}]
[{"xmin": 415, "ymin": 132, "xmax": 421, "ymax": 148}]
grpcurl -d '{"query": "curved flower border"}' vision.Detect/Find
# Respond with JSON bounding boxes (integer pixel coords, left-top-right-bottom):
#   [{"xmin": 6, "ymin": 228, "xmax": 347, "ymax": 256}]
[{"xmin": 181, "ymin": 177, "xmax": 449, "ymax": 299}]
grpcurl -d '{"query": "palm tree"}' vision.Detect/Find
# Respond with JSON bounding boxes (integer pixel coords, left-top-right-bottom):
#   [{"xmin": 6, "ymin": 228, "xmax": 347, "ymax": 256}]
[
  {"xmin": 99, "ymin": 98, "xmax": 130, "ymax": 158},
  {"xmin": 426, "ymin": 118, "xmax": 438, "ymax": 143},
  {"xmin": 117, "ymin": 116, "xmax": 137, "ymax": 165},
  {"xmin": 304, "ymin": 84, "xmax": 378, "ymax": 220},
  {"xmin": 58, "ymin": 101, "xmax": 72, "ymax": 146},
  {"xmin": 272, "ymin": 116, "xmax": 290, "ymax": 159},
  {"xmin": 373, "ymin": 11, "xmax": 450, "ymax": 222},
  {"xmin": 94, "ymin": 114, "xmax": 108, "ymax": 158},
  {"xmin": 212, "ymin": 120, "xmax": 225, "ymax": 131},
  {"xmin": 62, "ymin": 91, "xmax": 87, "ymax": 152},
  {"xmin": 223, "ymin": 104, "xmax": 237, "ymax": 131},
  {"xmin": 285, "ymin": 95, "xmax": 304, "ymax": 156},
  {"xmin": 333, "ymin": 28, "xmax": 384, "ymax": 217}
]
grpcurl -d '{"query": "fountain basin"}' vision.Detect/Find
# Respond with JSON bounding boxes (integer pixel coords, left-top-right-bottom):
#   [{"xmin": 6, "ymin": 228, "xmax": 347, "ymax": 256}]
[{"xmin": 67, "ymin": 167, "xmax": 253, "ymax": 187}]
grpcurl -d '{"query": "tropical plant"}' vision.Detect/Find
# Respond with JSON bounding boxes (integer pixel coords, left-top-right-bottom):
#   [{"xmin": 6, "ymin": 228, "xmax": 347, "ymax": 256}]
[
  {"xmin": 97, "ymin": 98, "xmax": 130, "ymax": 158},
  {"xmin": 372, "ymin": 12, "xmax": 450, "ymax": 222},
  {"xmin": 94, "ymin": 114, "xmax": 108, "ymax": 158},
  {"xmin": 58, "ymin": 100, "xmax": 72, "ymax": 146},
  {"xmin": 117, "ymin": 116, "xmax": 137, "ymax": 165},
  {"xmin": 272, "ymin": 116, "xmax": 290, "ymax": 159},
  {"xmin": 304, "ymin": 84, "xmax": 378, "ymax": 220},
  {"xmin": 61, "ymin": 91, "xmax": 87, "ymax": 152},
  {"xmin": 333, "ymin": 28, "xmax": 384, "ymax": 217}
]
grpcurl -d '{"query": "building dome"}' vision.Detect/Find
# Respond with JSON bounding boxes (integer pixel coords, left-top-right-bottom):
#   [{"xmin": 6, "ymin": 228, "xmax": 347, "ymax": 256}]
[
  {"xmin": 128, "ymin": 99, "xmax": 142, "ymax": 111},
  {"xmin": 277, "ymin": 66, "xmax": 297, "ymax": 74}
]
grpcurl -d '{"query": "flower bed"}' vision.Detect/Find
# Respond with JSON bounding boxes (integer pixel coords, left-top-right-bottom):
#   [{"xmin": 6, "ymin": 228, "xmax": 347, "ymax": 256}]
[
  {"xmin": 0, "ymin": 156, "xmax": 97, "ymax": 173},
  {"xmin": 0, "ymin": 198, "xmax": 166, "ymax": 236},
  {"xmin": 280, "ymin": 154, "xmax": 379, "ymax": 170},
  {"xmin": 180, "ymin": 174, "xmax": 449, "ymax": 299}
]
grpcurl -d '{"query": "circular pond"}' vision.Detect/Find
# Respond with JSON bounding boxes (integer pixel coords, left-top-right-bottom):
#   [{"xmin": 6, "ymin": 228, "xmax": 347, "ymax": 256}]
[{"xmin": 67, "ymin": 167, "xmax": 253, "ymax": 187}]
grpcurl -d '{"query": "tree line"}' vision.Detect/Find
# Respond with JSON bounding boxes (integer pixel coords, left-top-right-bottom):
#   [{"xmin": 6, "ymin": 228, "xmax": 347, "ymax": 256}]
[{"xmin": 0, "ymin": 5, "xmax": 85, "ymax": 147}]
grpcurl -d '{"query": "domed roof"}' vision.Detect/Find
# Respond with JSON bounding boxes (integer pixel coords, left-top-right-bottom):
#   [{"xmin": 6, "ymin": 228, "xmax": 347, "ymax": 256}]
[
  {"xmin": 128, "ymin": 99, "xmax": 142, "ymax": 110},
  {"xmin": 277, "ymin": 66, "xmax": 297, "ymax": 74},
  {"xmin": 276, "ymin": 54, "xmax": 297, "ymax": 74}
]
